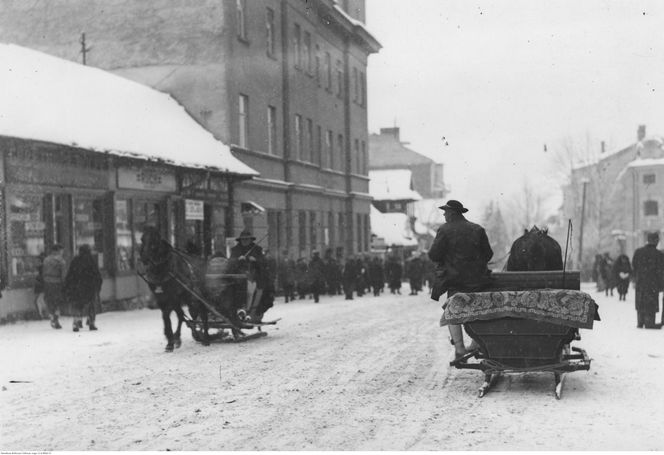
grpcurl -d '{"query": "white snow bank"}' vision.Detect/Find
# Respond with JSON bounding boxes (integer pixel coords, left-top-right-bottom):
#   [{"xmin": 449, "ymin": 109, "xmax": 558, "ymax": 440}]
[
  {"xmin": 626, "ymin": 157, "xmax": 664, "ymax": 168},
  {"xmin": 0, "ymin": 44, "xmax": 258, "ymax": 176}
]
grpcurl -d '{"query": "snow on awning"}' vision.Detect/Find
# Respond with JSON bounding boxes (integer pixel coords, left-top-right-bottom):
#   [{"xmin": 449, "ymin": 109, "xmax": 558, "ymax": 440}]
[
  {"xmin": 369, "ymin": 169, "xmax": 422, "ymax": 202},
  {"xmin": 0, "ymin": 44, "xmax": 258, "ymax": 177},
  {"xmin": 370, "ymin": 206, "xmax": 417, "ymax": 247},
  {"xmin": 241, "ymin": 201, "xmax": 265, "ymax": 215}
]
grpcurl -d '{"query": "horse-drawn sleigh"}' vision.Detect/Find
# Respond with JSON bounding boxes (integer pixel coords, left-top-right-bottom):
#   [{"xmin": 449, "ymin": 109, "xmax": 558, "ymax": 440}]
[
  {"xmin": 137, "ymin": 226, "xmax": 279, "ymax": 351},
  {"xmin": 441, "ymin": 227, "xmax": 600, "ymax": 399}
]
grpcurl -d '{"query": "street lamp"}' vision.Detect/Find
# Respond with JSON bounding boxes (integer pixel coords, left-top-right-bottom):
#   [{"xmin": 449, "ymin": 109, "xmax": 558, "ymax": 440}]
[{"xmin": 577, "ymin": 178, "xmax": 590, "ymax": 271}]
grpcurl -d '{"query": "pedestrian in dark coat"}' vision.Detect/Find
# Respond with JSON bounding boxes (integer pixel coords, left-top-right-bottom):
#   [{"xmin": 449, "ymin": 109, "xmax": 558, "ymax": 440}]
[
  {"xmin": 612, "ymin": 254, "xmax": 632, "ymax": 301},
  {"xmin": 278, "ymin": 250, "xmax": 296, "ymax": 303},
  {"xmin": 632, "ymin": 233, "xmax": 664, "ymax": 329},
  {"xmin": 295, "ymin": 257, "xmax": 310, "ymax": 299},
  {"xmin": 385, "ymin": 255, "xmax": 403, "ymax": 294},
  {"xmin": 406, "ymin": 254, "xmax": 425, "ymax": 295},
  {"xmin": 64, "ymin": 245, "xmax": 102, "ymax": 331},
  {"xmin": 309, "ymin": 251, "xmax": 326, "ymax": 303},
  {"xmin": 428, "ymin": 199, "xmax": 493, "ymax": 357},
  {"xmin": 355, "ymin": 257, "xmax": 368, "ymax": 297},
  {"xmin": 342, "ymin": 256, "xmax": 358, "ymax": 300},
  {"xmin": 600, "ymin": 252, "xmax": 615, "ymax": 296},
  {"xmin": 368, "ymin": 257, "xmax": 385, "ymax": 296},
  {"xmin": 43, "ymin": 244, "xmax": 67, "ymax": 329},
  {"xmin": 230, "ymin": 230, "xmax": 273, "ymax": 322},
  {"xmin": 323, "ymin": 249, "xmax": 341, "ymax": 296}
]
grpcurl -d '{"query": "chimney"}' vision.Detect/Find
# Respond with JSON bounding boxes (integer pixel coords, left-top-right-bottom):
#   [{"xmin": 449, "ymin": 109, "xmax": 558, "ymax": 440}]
[
  {"xmin": 380, "ymin": 127, "xmax": 400, "ymax": 141},
  {"xmin": 638, "ymin": 124, "xmax": 646, "ymax": 142},
  {"xmin": 600, "ymin": 141, "xmax": 605, "ymax": 154}
]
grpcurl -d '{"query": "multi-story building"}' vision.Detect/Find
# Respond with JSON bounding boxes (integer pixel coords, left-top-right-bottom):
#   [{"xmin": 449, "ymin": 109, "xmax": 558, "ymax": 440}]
[
  {"xmin": 369, "ymin": 127, "xmax": 446, "ymax": 199},
  {"xmin": 562, "ymin": 125, "xmax": 664, "ymax": 274},
  {"xmin": 0, "ymin": 0, "xmax": 380, "ymax": 260}
]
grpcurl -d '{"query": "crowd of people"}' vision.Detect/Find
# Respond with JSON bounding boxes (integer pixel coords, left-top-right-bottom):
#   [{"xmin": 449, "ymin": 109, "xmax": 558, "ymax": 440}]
[
  {"xmin": 273, "ymin": 248, "xmax": 436, "ymax": 304},
  {"xmin": 593, "ymin": 232, "xmax": 664, "ymax": 329}
]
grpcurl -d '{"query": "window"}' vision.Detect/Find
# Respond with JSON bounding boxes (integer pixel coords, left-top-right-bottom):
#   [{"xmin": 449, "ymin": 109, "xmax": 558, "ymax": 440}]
[
  {"xmin": 645, "ymin": 200, "xmax": 659, "ymax": 216},
  {"xmin": 8, "ymin": 193, "xmax": 45, "ymax": 281},
  {"xmin": 325, "ymin": 52, "xmax": 332, "ymax": 90},
  {"xmin": 298, "ymin": 210, "xmax": 307, "ymax": 253},
  {"xmin": 306, "ymin": 118, "xmax": 314, "ymax": 162},
  {"xmin": 294, "ymin": 114, "xmax": 303, "ymax": 160},
  {"xmin": 267, "ymin": 105, "xmax": 277, "ymax": 155},
  {"xmin": 294, "ymin": 23, "xmax": 302, "ymax": 69},
  {"xmin": 266, "ymin": 8, "xmax": 275, "ymax": 57},
  {"xmin": 337, "ymin": 134, "xmax": 344, "ymax": 171},
  {"xmin": 353, "ymin": 67, "xmax": 359, "ymax": 102},
  {"xmin": 357, "ymin": 213, "xmax": 363, "ymax": 252},
  {"xmin": 328, "ymin": 212, "xmax": 334, "ymax": 246},
  {"xmin": 338, "ymin": 212, "xmax": 345, "ymax": 246},
  {"xmin": 336, "ymin": 59, "xmax": 343, "ymax": 98},
  {"xmin": 354, "ymin": 139, "xmax": 360, "ymax": 173},
  {"xmin": 360, "ymin": 71, "xmax": 366, "ymax": 106},
  {"xmin": 238, "ymin": 94, "xmax": 249, "ymax": 148},
  {"xmin": 236, "ymin": 0, "xmax": 247, "ymax": 41},
  {"xmin": 73, "ymin": 197, "xmax": 105, "ymax": 269},
  {"xmin": 644, "ymin": 173, "xmax": 656, "ymax": 184},
  {"xmin": 310, "ymin": 211, "xmax": 317, "ymax": 250},
  {"xmin": 315, "ymin": 45, "xmax": 321, "ymax": 85},
  {"xmin": 114, "ymin": 199, "xmax": 132, "ymax": 272},
  {"xmin": 304, "ymin": 31, "xmax": 312, "ymax": 73},
  {"xmin": 133, "ymin": 200, "xmax": 161, "ymax": 269},
  {"xmin": 364, "ymin": 214, "xmax": 370, "ymax": 255},
  {"xmin": 316, "ymin": 125, "xmax": 322, "ymax": 166},
  {"xmin": 326, "ymin": 130, "xmax": 334, "ymax": 169},
  {"xmin": 361, "ymin": 140, "xmax": 367, "ymax": 175}
]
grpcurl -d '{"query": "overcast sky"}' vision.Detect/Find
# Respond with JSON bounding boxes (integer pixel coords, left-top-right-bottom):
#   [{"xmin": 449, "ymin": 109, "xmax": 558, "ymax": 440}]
[{"xmin": 366, "ymin": 0, "xmax": 664, "ymax": 221}]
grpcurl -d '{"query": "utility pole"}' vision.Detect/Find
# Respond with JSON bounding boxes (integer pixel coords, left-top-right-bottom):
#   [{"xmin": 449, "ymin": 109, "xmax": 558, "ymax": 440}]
[
  {"xmin": 80, "ymin": 33, "xmax": 92, "ymax": 65},
  {"xmin": 577, "ymin": 179, "xmax": 589, "ymax": 271}
]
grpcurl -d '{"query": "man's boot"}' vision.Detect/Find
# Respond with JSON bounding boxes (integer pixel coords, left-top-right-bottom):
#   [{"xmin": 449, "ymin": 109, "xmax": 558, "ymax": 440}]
[{"xmin": 51, "ymin": 315, "xmax": 62, "ymax": 329}]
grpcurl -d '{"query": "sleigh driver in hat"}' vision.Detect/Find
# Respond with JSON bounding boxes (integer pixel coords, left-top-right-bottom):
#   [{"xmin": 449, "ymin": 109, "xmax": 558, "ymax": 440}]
[
  {"xmin": 229, "ymin": 230, "xmax": 274, "ymax": 322},
  {"xmin": 428, "ymin": 200, "xmax": 493, "ymax": 359}
]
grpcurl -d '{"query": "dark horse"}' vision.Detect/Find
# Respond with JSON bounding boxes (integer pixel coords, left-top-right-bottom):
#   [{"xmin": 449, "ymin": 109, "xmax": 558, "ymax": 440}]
[
  {"xmin": 138, "ymin": 226, "xmax": 197, "ymax": 351},
  {"xmin": 138, "ymin": 226, "xmax": 246, "ymax": 351},
  {"xmin": 505, "ymin": 226, "xmax": 563, "ymax": 272}
]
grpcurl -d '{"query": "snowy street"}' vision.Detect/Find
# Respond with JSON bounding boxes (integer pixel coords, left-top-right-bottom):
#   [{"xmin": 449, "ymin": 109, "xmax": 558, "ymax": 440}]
[{"xmin": 2, "ymin": 283, "xmax": 664, "ymax": 451}]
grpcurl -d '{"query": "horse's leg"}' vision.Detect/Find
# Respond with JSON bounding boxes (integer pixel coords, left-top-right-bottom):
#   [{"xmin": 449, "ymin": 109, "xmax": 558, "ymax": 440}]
[
  {"xmin": 173, "ymin": 305, "xmax": 184, "ymax": 349},
  {"xmin": 161, "ymin": 307, "xmax": 175, "ymax": 352},
  {"xmin": 199, "ymin": 304, "xmax": 210, "ymax": 346}
]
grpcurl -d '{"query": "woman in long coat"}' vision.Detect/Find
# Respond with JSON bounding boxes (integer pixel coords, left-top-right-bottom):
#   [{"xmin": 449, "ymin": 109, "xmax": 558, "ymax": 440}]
[
  {"xmin": 64, "ymin": 245, "xmax": 102, "ymax": 331},
  {"xmin": 612, "ymin": 254, "xmax": 632, "ymax": 301}
]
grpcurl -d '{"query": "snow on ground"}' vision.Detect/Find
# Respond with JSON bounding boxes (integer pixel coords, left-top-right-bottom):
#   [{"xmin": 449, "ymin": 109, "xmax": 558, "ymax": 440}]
[{"xmin": 1, "ymin": 283, "xmax": 663, "ymax": 450}]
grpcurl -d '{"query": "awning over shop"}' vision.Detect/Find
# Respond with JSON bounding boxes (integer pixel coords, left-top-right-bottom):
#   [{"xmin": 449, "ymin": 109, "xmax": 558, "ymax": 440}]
[
  {"xmin": 0, "ymin": 44, "xmax": 258, "ymax": 177},
  {"xmin": 241, "ymin": 201, "xmax": 266, "ymax": 215}
]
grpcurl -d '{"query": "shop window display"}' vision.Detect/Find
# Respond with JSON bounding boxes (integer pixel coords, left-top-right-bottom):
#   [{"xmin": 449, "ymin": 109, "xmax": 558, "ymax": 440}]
[
  {"xmin": 8, "ymin": 194, "xmax": 45, "ymax": 281},
  {"xmin": 74, "ymin": 197, "xmax": 105, "ymax": 270}
]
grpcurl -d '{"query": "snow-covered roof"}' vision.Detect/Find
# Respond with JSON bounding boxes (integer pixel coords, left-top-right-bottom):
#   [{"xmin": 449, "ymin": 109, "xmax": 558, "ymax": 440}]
[
  {"xmin": 0, "ymin": 44, "xmax": 258, "ymax": 176},
  {"xmin": 626, "ymin": 157, "xmax": 664, "ymax": 168},
  {"xmin": 369, "ymin": 169, "xmax": 422, "ymax": 201},
  {"xmin": 370, "ymin": 206, "xmax": 418, "ymax": 247}
]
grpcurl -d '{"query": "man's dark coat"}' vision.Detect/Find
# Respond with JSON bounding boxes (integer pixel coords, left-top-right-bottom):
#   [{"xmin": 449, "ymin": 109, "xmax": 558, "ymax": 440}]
[
  {"xmin": 428, "ymin": 215, "xmax": 493, "ymax": 300},
  {"xmin": 632, "ymin": 244, "xmax": 664, "ymax": 313}
]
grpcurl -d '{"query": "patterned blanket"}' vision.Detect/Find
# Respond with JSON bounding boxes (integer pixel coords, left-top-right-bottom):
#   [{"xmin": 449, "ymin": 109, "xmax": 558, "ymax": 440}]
[{"xmin": 440, "ymin": 289, "xmax": 599, "ymax": 329}]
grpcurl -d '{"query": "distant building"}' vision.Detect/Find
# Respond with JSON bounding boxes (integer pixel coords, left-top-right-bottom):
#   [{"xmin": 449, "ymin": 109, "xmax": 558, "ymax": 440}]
[
  {"xmin": 368, "ymin": 169, "xmax": 422, "ymax": 215},
  {"xmin": 0, "ymin": 0, "xmax": 381, "ymax": 259},
  {"xmin": 369, "ymin": 127, "xmax": 446, "ymax": 199},
  {"xmin": 562, "ymin": 125, "xmax": 664, "ymax": 273}
]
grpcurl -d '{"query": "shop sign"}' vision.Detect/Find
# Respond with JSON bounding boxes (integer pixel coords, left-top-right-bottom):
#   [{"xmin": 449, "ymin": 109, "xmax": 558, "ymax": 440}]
[
  {"xmin": 118, "ymin": 166, "xmax": 176, "ymax": 192},
  {"xmin": 185, "ymin": 199, "xmax": 204, "ymax": 221},
  {"xmin": 7, "ymin": 163, "xmax": 106, "ymax": 188}
]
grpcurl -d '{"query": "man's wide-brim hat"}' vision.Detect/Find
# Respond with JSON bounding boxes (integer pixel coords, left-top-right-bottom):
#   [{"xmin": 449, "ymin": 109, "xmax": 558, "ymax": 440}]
[
  {"xmin": 438, "ymin": 199, "xmax": 468, "ymax": 213},
  {"xmin": 236, "ymin": 229, "xmax": 256, "ymax": 241}
]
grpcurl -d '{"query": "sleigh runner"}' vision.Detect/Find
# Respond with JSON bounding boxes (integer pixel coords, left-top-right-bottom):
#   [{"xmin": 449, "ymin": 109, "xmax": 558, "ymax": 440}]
[{"xmin": 442, "ymin": 270, "xmax": 599, "ymax": 399}]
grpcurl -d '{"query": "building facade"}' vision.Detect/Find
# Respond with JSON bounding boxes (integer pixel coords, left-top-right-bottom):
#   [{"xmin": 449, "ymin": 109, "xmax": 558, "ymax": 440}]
[
  {"xmin": 562, "ymin": 125, "xmax": 664, "ymax": 274},
  {"xmin": 0, "ymin": 0, "xmax": 380, "ymax": 260},
  {"xmin": 369, "ymin": 127, "xmax": 446, "ymax": 199}
]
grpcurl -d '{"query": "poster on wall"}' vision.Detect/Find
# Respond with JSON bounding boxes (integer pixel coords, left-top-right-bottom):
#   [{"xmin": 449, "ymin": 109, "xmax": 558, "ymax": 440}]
[{"xmin": 185, "ymin": 199, "xmax": 204, "ymax": 221}]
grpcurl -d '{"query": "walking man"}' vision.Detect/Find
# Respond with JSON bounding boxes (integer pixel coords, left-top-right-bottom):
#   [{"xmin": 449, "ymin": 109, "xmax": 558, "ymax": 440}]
[
  {"xmin": 428, "ymin": 200, "xmax": 493, "ymax": 358},
  {"xmin": 43, "ymin": 244, "xmax": 67, "ymax": 329},
  {"xmin": 632, "ymin": 232, "xmax": 664, "ymax": 329}
]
